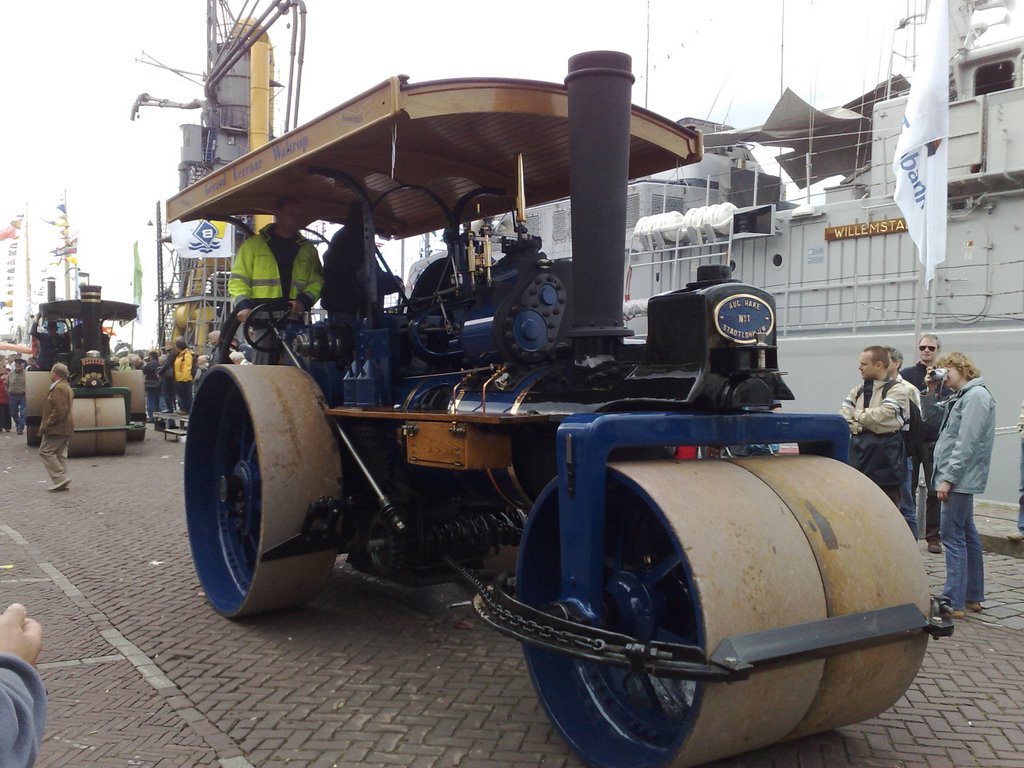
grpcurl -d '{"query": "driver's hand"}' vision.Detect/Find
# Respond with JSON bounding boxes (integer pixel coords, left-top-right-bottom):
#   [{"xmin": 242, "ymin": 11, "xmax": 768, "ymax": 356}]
[
  {"xmin": 237, "ymin": 308, "xmax": 251, "ymax": 322},
  {"xmin": 288, "ymin": 300, "xmax": 303, "ymax": 318}
]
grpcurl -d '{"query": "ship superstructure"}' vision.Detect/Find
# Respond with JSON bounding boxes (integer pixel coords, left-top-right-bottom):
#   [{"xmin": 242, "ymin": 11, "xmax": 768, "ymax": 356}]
[{"xmin": 524, "ymin": 1, "xmax": 1024, "ymax": 503}]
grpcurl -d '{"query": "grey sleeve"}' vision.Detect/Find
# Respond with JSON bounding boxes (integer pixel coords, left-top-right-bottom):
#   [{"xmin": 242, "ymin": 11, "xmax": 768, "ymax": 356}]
[
  {"xmin": 0, "ymin": 653, "xmax": 47, "ymax": 768},
  {"xmin": 943, "ymin": 390, "xmax": 992, "ymax": 487}
]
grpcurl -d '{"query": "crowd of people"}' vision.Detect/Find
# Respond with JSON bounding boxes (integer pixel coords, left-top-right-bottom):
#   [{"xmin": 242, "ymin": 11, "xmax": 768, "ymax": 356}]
[{"xmin": 839, "ymin": 333, "xmax": 1022, "ymax": 621}]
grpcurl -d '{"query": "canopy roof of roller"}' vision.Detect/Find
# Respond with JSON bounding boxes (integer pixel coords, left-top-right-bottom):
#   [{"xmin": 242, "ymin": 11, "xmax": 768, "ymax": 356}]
[
  {"xmin": 166, "ymin": 75, "xmax": 703, "ymax": 239},
  {"xmin": 39, "ymin": 300, "xmax": 139, "ymax": 322}
]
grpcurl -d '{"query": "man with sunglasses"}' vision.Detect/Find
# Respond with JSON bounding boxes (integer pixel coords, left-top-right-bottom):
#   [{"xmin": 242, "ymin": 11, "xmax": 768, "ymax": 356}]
[{"xmin": 901, "ymin": 334, "xmax": 951, "ymax": 553}]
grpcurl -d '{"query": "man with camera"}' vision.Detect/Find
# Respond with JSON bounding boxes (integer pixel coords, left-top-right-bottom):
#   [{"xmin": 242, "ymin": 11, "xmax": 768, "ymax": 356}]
[{"xmin": 901, "ymin": 334, "xmax": 951, "ymax": 553}]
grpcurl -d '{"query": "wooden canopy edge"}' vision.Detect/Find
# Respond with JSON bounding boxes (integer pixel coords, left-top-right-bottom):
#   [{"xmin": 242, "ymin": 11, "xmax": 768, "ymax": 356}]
[
  {"xmin": 166, "ymin": 74, "xmax": 702, "ymax": 237},
  {"xmin": 166, "ymin": 75, "xmax": 405, "ymax": 225}
]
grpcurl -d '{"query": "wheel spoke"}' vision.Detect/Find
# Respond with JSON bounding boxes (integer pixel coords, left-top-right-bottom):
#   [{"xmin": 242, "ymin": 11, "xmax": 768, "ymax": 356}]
[
  {"xmin": 255, "ymin": 326, "xmax": 274, "ymax": 349},
  {"xmin": 641, "ymin": 552, "xmax": 681, "ymax": 588}
]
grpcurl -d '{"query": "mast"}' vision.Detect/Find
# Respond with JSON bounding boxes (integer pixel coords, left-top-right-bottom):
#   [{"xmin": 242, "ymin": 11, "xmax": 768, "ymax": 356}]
[
  {"xmin": 23, "ymin": 205, "xmax": 31, "ymax": 341},
  {"xmin": 63, "ymin": 191, "xmax": 72, "ymax": 301}
]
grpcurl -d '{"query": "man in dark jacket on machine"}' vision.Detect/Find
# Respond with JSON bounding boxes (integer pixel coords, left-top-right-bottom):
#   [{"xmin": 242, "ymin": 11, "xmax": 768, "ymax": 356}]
[
  {"xmin": 321, "ymin": 201, "xmax": 403, "ymax": 317},
  {"xmin": 31, "ymin": 320, "xmax": 69, "ymax": 372},
  {"xmin": 901, "ymin": 333, "xmax": 952, "ymax": 553}
]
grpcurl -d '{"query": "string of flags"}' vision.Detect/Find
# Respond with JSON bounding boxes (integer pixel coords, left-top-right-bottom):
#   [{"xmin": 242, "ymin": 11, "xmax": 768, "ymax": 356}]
[
  {"xmin": 0, "ymin": 215, "xmax": 21, "ymax": 242},
  {"xmin": 46, "ymin": 201, "xmax": 79, "ymax": 271}
]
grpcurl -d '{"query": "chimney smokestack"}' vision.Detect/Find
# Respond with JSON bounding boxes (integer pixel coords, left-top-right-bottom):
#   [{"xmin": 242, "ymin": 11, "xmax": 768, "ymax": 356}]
[
  {"xmin": 80, "ymin": 285, "xmax": 103, "ymax": 354},
  {"xmin": 564, "ymin": 51, "xmax": 634, "ymax": 354}
]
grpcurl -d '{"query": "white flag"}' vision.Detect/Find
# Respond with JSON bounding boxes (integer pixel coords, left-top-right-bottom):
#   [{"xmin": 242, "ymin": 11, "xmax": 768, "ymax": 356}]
[
  {"xmin": 168, "ymin": 220, "xmax": 233, "ymax": 260},
  {"xmin": 892, "ymin": 0, "xmax": 950, "ymax": 286}
]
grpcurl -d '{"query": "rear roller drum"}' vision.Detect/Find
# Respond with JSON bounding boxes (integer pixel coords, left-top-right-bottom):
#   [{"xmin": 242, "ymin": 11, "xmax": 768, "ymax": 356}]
[
  {"xmin": 517, "ymin": 456, "xmax": 929, "ymax": 768},
  {"xmin": 184, "ymin": 365, "xmax": 342, "ymax": 617},
  {"xmin": 23, "ymin": 371, "xmax": 51, "ymax": 447}
]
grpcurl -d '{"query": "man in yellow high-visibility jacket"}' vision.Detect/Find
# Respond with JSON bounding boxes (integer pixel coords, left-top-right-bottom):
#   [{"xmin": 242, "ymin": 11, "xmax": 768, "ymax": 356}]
[{"xmin": 228, "ymin": 196, "xmax": 324, "ymax": 323}]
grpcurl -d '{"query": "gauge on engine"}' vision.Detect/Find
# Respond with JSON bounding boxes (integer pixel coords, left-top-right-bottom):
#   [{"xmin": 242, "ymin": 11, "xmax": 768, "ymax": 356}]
[{"xmin": 713, "ymin": 293, "xmax": 775, "ymax": 344}]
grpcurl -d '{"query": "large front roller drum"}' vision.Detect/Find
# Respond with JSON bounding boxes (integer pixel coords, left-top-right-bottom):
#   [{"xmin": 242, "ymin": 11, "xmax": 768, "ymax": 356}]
[
  {"xmin": 184, "ymin": 365, "xmax": 342, "ymax": 617},
  {"xmin": 67, "ymin": 399, "xmax": 97, "ymax": 457},
  {"xmin": 518, "ymin": 456, "xmax": 928, "ymax": 768},
  {"xmin": 111, "ymin": 370, "xmax": 146, "ymax": 442},
  {"xmin": 94, "ymin": 397, "xmax": 128, "ymax": 455},
  {"xmin": 67, "ymin": 397, "xmax": 128, "ymax": 457}
]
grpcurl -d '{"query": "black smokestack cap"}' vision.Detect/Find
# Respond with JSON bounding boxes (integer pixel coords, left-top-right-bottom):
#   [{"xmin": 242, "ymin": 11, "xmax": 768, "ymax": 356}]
[{"xmin": 564, "ymin": 51, "xmax": 634, "ymax": 351}]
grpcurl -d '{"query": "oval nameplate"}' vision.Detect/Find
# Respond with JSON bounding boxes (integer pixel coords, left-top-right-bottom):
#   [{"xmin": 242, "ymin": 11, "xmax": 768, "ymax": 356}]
[{"xmin": 713, "ymin": 293, "xmax": 775, "ymax": 344}]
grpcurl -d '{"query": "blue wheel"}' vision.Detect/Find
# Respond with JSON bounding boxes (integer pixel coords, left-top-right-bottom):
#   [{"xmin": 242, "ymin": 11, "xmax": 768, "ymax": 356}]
[
  {"xmin": 184, "ymin": 365, "xmax": 342, "ymax": 617},
  {"xmin": 517, "ymin": 471, "xmax": 699, "ymax": 768},
  {"xmin": 518, "ymin": 460, "xmax": 830, "ymax": 768},
  {"xmin": 517, "ymin": 458, "xmax": 931, "ymax": 768}
]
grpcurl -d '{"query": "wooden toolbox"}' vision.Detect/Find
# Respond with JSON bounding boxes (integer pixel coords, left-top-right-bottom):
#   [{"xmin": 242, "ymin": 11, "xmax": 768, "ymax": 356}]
[{"xmin": 403, "ymin": 420, "xmax": 511, "ymax": 470}]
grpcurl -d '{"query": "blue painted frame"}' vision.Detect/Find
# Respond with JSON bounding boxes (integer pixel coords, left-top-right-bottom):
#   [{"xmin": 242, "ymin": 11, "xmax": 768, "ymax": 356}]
[{"xmin": 553, "ymin": 411, "xmax": 850, "ymax": 619}]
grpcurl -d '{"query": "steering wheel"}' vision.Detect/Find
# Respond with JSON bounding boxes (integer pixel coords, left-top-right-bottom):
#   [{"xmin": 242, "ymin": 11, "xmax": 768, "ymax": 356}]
[{"xmin": 242, "ymin": 299, "xmax": 293, "ymax": 353}]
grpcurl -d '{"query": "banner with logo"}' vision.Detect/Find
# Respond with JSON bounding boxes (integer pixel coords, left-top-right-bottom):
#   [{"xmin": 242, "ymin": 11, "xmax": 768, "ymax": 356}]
[
  {"xmin": 891, "ymin": 0, "xmax": 949, "ymax": 286},
  {"xmin": 168, "ymin": 220, "xmax": 233, "ymax": 259}
]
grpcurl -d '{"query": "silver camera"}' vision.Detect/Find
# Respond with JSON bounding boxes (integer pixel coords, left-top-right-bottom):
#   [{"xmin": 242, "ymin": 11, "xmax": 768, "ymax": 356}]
[{"xmin": 930, "ymin": 367, "xmax": 948, "ymax": 383}]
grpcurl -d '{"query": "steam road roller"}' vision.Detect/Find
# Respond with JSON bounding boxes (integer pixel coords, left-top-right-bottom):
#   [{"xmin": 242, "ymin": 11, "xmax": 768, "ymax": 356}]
[
  {"xmin": 24, "ymin": 285, "xmax": 146, "ymax": 455},
  {"xmin": 170, "ymin": 52, "xmax": 952, "ymax": 767}
]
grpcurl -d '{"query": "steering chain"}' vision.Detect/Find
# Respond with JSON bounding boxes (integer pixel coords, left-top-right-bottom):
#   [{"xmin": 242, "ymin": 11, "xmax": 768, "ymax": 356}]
[{"xmin": 442, "ymin": 556, "xmax": 740, "ymax": 681}]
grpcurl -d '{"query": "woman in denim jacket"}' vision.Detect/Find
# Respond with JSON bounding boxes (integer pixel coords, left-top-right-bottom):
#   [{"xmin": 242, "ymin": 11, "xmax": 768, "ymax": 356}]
[{"xmin": 921, "ymin": 352, "xmax": 995, "ymax": 619}]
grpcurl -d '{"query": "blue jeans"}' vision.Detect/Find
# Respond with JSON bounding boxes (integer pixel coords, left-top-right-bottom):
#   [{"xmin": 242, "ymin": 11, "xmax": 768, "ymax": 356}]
[
  {"xmin": 940, "ymin": 492, "xmax": 984, "ymax": 609},
  {"xmin": 174, "ymin": 381, "xmax": 193, "ymax": 414},
  {"xmin": 899, "ymin": 456, "xmax": 919, "ymax": 538},
  {"xmin": 8, "ymin": 393, "xmax": 26, "ymax": 432},
  {"xmin": 146, "ymin": 389, "xmax": 160, "ymax": 420}
]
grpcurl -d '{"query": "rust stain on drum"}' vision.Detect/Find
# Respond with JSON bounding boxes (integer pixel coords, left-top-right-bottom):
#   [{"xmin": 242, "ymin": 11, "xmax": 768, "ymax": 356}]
[{"xmin": 804, "ymin": 500, "xmax": 839, "ymax": 550}]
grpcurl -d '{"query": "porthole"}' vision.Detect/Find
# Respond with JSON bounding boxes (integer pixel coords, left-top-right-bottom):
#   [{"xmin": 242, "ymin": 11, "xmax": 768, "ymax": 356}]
[{"xmin": 771, "ymin": 253, "xmax": 784, "ymax": 268}]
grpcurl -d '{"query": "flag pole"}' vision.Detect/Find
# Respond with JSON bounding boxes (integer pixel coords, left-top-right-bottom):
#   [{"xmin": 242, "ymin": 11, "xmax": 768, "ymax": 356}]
[
  {"xmin": 23, "ymin": 204, "xmax": 32, "ymax": 341},
  {"xmin": 914, "ymin": 259, "xmax": 925, "ymax": 342},
  {"xmin": 63, "ymin": 191, "xmax": 72, "ymax": 301}
]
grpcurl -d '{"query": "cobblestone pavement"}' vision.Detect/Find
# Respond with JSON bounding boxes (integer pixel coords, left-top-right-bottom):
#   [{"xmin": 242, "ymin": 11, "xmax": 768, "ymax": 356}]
[{"xmin": 1, "ymin": 428, "xmax": 1023, "ymax": 768}]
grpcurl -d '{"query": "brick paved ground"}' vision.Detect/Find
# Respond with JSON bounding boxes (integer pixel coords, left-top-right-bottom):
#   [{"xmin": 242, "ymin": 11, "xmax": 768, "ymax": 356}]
[{"xmin": 1, "ymin": 427, "xmax": 1023, "ymax": 768}]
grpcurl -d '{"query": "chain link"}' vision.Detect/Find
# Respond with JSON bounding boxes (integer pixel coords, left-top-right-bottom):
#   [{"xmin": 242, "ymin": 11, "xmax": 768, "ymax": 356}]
[{"xmin": 443, "ymin": 555, "xmax": 605, "ymax": 652}]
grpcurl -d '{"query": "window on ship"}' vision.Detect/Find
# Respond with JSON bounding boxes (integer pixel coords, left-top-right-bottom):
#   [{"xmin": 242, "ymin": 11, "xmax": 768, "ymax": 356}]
[{"xmin": 974, "ymin": 60, "xmax": 1016, "ymax": 96}]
